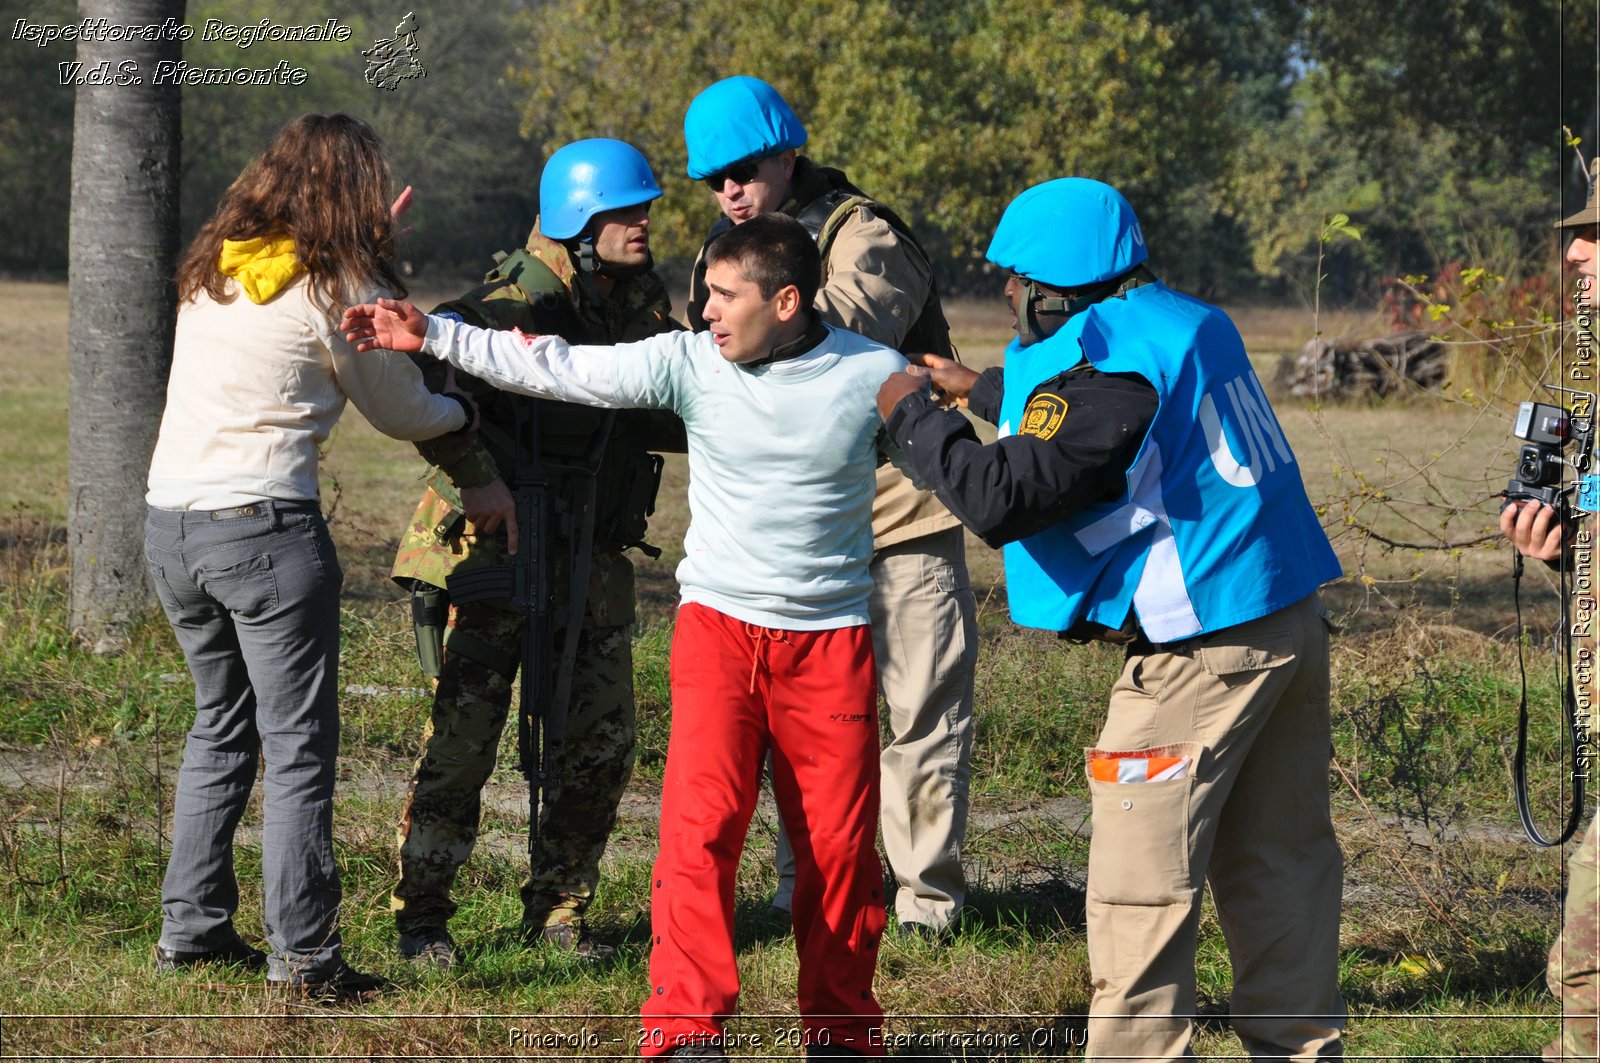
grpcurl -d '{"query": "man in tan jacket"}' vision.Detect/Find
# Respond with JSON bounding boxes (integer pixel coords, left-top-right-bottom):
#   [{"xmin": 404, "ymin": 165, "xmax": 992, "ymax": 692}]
[{"xmin": 683, "ymin": 75, "xmax": 978, "ymax": 938}]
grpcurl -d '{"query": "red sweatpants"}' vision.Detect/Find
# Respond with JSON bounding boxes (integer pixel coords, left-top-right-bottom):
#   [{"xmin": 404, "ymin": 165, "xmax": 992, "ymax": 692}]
[{"xmin": 639, "ymin": 602, "xmax": 887, "ymax": 1057}]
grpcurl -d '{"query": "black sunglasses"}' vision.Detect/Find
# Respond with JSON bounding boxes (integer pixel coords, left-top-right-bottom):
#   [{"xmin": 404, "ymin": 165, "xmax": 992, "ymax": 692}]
[{"xmin": 702, "ymin": 159, "xmax": 763, "ymax": 191}]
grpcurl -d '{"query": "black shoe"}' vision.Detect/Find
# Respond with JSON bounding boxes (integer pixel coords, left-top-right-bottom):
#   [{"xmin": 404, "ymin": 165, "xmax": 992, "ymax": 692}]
[
  {"xmin": 397, "ymin": 926, "xmax": 456, "ymax": 970},
  {"xmin": 527, "ymin": 920, "xmax": 616, "ymax": 963},
  {"xmin": 154, "ymin": 939, "xmax": 267, "ymax": 972},
  {"xmin": 267, "ymin": 964, "xmax": 387, "ymax": 1004}
]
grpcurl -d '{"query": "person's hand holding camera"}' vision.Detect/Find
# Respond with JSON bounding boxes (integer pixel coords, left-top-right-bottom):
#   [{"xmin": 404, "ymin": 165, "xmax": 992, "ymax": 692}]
[{"xmin": 1501, "ymin": 499, "xmax": 1570, "ymax": 563}]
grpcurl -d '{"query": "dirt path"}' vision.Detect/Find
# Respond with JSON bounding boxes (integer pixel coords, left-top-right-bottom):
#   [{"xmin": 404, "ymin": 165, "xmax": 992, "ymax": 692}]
[{"xmin": 1, "ymin": 735, "xmax": 1545, "ymax": 914}]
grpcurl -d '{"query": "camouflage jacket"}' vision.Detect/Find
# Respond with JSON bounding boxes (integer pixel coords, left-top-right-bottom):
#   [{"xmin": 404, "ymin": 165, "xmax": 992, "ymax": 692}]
[{"xmin": 392, "ymin": 226, "xmax": 682, "ymax": 628}]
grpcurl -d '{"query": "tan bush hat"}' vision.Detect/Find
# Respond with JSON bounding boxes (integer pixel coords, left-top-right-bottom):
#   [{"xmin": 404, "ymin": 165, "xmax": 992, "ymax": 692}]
[{"xmin": 1557, "ymin": 157, "xmax": 1600, "ymax": 229}]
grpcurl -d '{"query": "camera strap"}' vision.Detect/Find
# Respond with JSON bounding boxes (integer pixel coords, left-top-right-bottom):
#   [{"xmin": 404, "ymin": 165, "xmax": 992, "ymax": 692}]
[{"xmin": 1510, "ymin": 547, "xmax": 1586, "ymax": 847}]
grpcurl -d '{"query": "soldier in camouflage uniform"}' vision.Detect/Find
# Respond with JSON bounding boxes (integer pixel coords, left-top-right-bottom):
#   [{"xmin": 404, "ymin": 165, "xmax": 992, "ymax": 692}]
[
  {"xmin": 1500, "ymin": 157, "xmax": 1600, "ymax": 1060},
  {"xmin": 390, "ymin": 139, "xmax": 681, "ymax": 968}
]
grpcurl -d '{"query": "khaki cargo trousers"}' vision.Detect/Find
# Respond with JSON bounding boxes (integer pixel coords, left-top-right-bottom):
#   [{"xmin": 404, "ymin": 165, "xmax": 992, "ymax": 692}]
[
  {"xmin": 773, "ymin": 525, "xmax": 978, "ymax": 929},
  {"xmin": 1085, "ymin": 592, "xmax": 1345, "ymax": 1061}
]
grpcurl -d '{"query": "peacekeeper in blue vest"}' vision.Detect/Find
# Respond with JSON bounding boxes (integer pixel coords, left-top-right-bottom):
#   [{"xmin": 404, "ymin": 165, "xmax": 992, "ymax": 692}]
[{"xmin": 876, "ymin": 178, "xmax": 1348, "ymax": 1061}]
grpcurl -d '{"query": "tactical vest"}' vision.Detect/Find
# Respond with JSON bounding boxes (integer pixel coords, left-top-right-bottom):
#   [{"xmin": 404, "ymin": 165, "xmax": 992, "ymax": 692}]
[
  {"xmin": 392, "ymin": 243, "xmax": 673, "ymax": 616},
  {"xmin": 434, "ymin": 247, "xmax": 667, "ymax": 554},
  {"xmin": 792, "ymin": 173, "xmax": 955, "ymax": 359},
  {"xmin": 998, "ymin": 282, "xmax": 1341, "ymax": 642},
  {"xmin": 688, "ymin": 167, "xmax": 955, "ymax": 360}
]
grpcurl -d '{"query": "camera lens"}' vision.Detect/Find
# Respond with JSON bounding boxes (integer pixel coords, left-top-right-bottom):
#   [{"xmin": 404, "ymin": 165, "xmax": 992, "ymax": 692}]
[{"xmin": 1516, "ymin": 445, "xmax": 1545, "ymax": 484}]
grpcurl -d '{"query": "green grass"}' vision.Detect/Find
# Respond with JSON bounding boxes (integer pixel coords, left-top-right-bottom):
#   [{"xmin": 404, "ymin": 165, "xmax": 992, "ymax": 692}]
[{"xmin": 0, "ymin": 280, "xmax": 1575, "ymax": 1057}]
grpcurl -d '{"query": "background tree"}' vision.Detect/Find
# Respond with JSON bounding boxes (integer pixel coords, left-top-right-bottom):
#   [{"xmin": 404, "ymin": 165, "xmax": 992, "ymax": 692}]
[
  {"xmin": 175, "ymin": 0, "xmax": 540, "ymax": 277},
  {"xmin": 5, "ymin": 1, "xmax": 1597, "ymax": 304},
  {"xmin": 0, "ymin": 0, "xmax": 76, "ymax": 275},
  {"xmin": 1228, "ymin": 0, "xmax": 1598, "ymax": 299},
  {"xmin": 506, "ymin": 0, "xmax": 1247, "ymax": 294},
  {"xmin": 2, "ymin": 1, "xmax": 540, "ymax": 286},
  {"xmin": 66, "ymin": 0, "xmax": 185, "ymax": 651}
]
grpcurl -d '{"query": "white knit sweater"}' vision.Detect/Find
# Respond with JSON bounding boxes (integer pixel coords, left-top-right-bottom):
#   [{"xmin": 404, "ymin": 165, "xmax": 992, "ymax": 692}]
[{"xmin": 147, "ymin": 276, "xmax": 464, "ymax": 510}]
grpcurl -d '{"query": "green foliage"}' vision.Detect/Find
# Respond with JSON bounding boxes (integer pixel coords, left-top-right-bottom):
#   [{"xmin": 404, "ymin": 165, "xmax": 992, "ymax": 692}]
[
  {"xmin": 1336, "ymin": 660, "xmax": 1507, "ymax": 836},
  {"xmin": 970, "ymin": 626, "xmax": 1117, "ymax": 796},
  {"xmin": 1376, "ymin": 260, "xmax": 1564, "ymax": 400},
  {"xmin": 1322, "ymin": 213, "xmax": 1363, "ymax": 244},
  {"xmin": 2, "ymin": 1, "xmax": 1593, "ymax": 299},
  {"xmin": 0, "ymin": 0, "xmax": 75, "ymax": 274},
  {"xmin": 506, "ymin": 0, "xmax": 1243, "ymax": 290},
  {"xmin": 631, "ymin": 621, "xmax": 673, "ymax": 776},
  {"xmin": 0, "ymin": 568, "xmax": 1565, "ymax": 1056},
  {"xmin": 177, "ymin": 0, "xmax": 542, "ymax": 279},
  {"xmin": 0, "ymin": 519, "xmax": 194, "ymax": 743},
  {"xmin": 1227, "ymin": 0, "xmax": 1595, "ymax": 300},
  {"xmin": 0, "ymin": 1, "xmax": 538, "ymax": 281}
]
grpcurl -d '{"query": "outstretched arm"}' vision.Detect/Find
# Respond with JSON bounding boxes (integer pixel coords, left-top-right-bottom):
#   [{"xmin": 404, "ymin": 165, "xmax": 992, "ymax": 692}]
[
  {"xmin": 349, "ymin": 300, "xmax": 681, "ymax": 412},
  {"xmin": 343, "ymin": 297, "xmax": 427, "ymax": 352}
]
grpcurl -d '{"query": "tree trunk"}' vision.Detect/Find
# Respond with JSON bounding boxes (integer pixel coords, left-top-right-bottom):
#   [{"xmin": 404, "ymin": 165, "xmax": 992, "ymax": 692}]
[{"xmin": 67, "ymin": 0, "xmax": 184, "ymax": 652}]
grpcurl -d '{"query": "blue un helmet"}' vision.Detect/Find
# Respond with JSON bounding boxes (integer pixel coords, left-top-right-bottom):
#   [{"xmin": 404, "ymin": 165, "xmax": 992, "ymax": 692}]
[
  {"xmin": 986, "ymin": 178, "xmax": 1147, "ymax": 289},
  {"xmin": 987, "ymin": 178, "xmax": 1149, "ymax": 343},
  {"xmin": 538, "ymin": 138, "xmax": 662, "ymax": 241},
  {"xmin": 683, "ymin": 76, "xmax": 807, "ymax": 180}
]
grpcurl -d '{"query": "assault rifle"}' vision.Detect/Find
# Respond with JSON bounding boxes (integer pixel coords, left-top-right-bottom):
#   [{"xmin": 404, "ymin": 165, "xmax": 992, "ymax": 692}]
[
  {"xmin": 509, "ymin": 400, "xmax": 616, "ymax": 873},
  {"xmin": 510, "ymin": 402, "xmax": 557, "ymax": 873}
]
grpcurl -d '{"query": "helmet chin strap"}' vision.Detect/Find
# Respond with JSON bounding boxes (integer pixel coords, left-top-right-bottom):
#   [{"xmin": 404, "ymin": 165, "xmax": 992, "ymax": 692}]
[
  {"xmin": 1017, "ymin": 267, "xmax": 1154, "ymax": 344},
  {"xmin": 572, "ymin": 234, "xmax": 654, "ymax": 282}
]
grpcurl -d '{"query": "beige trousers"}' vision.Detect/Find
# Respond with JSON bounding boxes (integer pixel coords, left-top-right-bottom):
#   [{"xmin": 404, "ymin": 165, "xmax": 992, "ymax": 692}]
[
  {"xmin": 1085, "ymin": 593, "xmax": 1345, "ymax": 1061},
  {"xmin": 775, "ymin": 526, "xmax": 978, "ymax": 929}
]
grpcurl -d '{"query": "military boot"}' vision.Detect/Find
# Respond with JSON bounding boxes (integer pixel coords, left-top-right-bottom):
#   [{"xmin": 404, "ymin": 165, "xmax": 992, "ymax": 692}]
[
  {"xmin": 397, "ymin": 925, "xmax": 457, "ymax": 970},
  {"xmin": 524, "ymin": 917, "xmax": 615, "ymax": 963}
]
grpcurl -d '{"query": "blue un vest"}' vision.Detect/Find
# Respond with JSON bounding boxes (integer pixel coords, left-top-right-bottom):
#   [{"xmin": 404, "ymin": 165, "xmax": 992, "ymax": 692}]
[{"xmin": 998, "ymin": 282, "xmax": 1341, "ymax": 641}]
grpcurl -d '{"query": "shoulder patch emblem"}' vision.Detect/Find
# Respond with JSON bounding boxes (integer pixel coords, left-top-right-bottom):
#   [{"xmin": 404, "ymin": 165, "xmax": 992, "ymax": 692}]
[{"xmin": 1020, "ymin": 393, "xmax": 1069, "ymax": 439}]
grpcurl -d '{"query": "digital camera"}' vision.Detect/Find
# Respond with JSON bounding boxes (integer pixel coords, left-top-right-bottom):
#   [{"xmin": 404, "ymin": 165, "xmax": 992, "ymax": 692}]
[{"xmin": 1505, "ymin": 396, "xmax": 1596, "ymax": 512}]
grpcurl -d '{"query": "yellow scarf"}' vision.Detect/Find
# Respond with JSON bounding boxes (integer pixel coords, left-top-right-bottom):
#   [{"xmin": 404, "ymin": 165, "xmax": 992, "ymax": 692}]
[{"xmin": 218, "ymin": 235, "xmax": 303, "ymax": 304}]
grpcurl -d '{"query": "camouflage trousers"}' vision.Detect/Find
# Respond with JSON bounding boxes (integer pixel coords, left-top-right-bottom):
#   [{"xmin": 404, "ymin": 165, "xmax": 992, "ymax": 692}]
[
  {"xmin": 1547, "ymin": 813, "xmax": 1600, "ymax": 1060},
  {"xmin": 391, "ymin": 599, "xmax": 636, "ymax": 933}
]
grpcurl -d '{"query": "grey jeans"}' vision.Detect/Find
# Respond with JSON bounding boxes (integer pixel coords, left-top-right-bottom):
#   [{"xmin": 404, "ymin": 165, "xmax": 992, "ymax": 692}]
[{"xmin": 145, "ymin": 501, "xmax": 346, "ymax": 981}]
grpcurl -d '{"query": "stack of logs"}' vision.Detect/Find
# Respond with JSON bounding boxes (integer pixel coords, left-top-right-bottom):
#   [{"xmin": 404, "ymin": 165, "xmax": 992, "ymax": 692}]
[{"xmin": 1274, "ymin": 330, "xmax": 1448, "ymax": 399}]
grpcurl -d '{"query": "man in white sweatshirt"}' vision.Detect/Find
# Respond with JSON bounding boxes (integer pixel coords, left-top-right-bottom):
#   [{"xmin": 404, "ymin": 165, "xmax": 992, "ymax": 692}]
[{"xmin": 344, "ymin": 213, "xmax": 904, "ymax": 1060}]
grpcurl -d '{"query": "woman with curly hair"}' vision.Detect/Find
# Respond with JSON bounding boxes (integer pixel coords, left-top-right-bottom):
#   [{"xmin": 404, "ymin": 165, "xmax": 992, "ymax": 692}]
[{"xmin": 144, "ymin": 113, "xmax": 472, "ymax": 1001}]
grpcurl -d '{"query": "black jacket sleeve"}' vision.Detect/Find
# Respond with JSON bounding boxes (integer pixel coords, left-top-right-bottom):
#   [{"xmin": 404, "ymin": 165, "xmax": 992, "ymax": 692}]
[
  {"xmin": 885, "ymin": 364, "xmax": 1158, "ymax": 548},
  {"xmin": 967, "ymin": 366, "xmax": 1006, "ymax": 425}
]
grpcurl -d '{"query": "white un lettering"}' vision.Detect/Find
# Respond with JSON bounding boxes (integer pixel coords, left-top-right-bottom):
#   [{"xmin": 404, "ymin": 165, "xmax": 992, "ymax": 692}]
[{"xmin": 1198, "ymin": 372, "xmax": 1292, "ymax": 487}]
